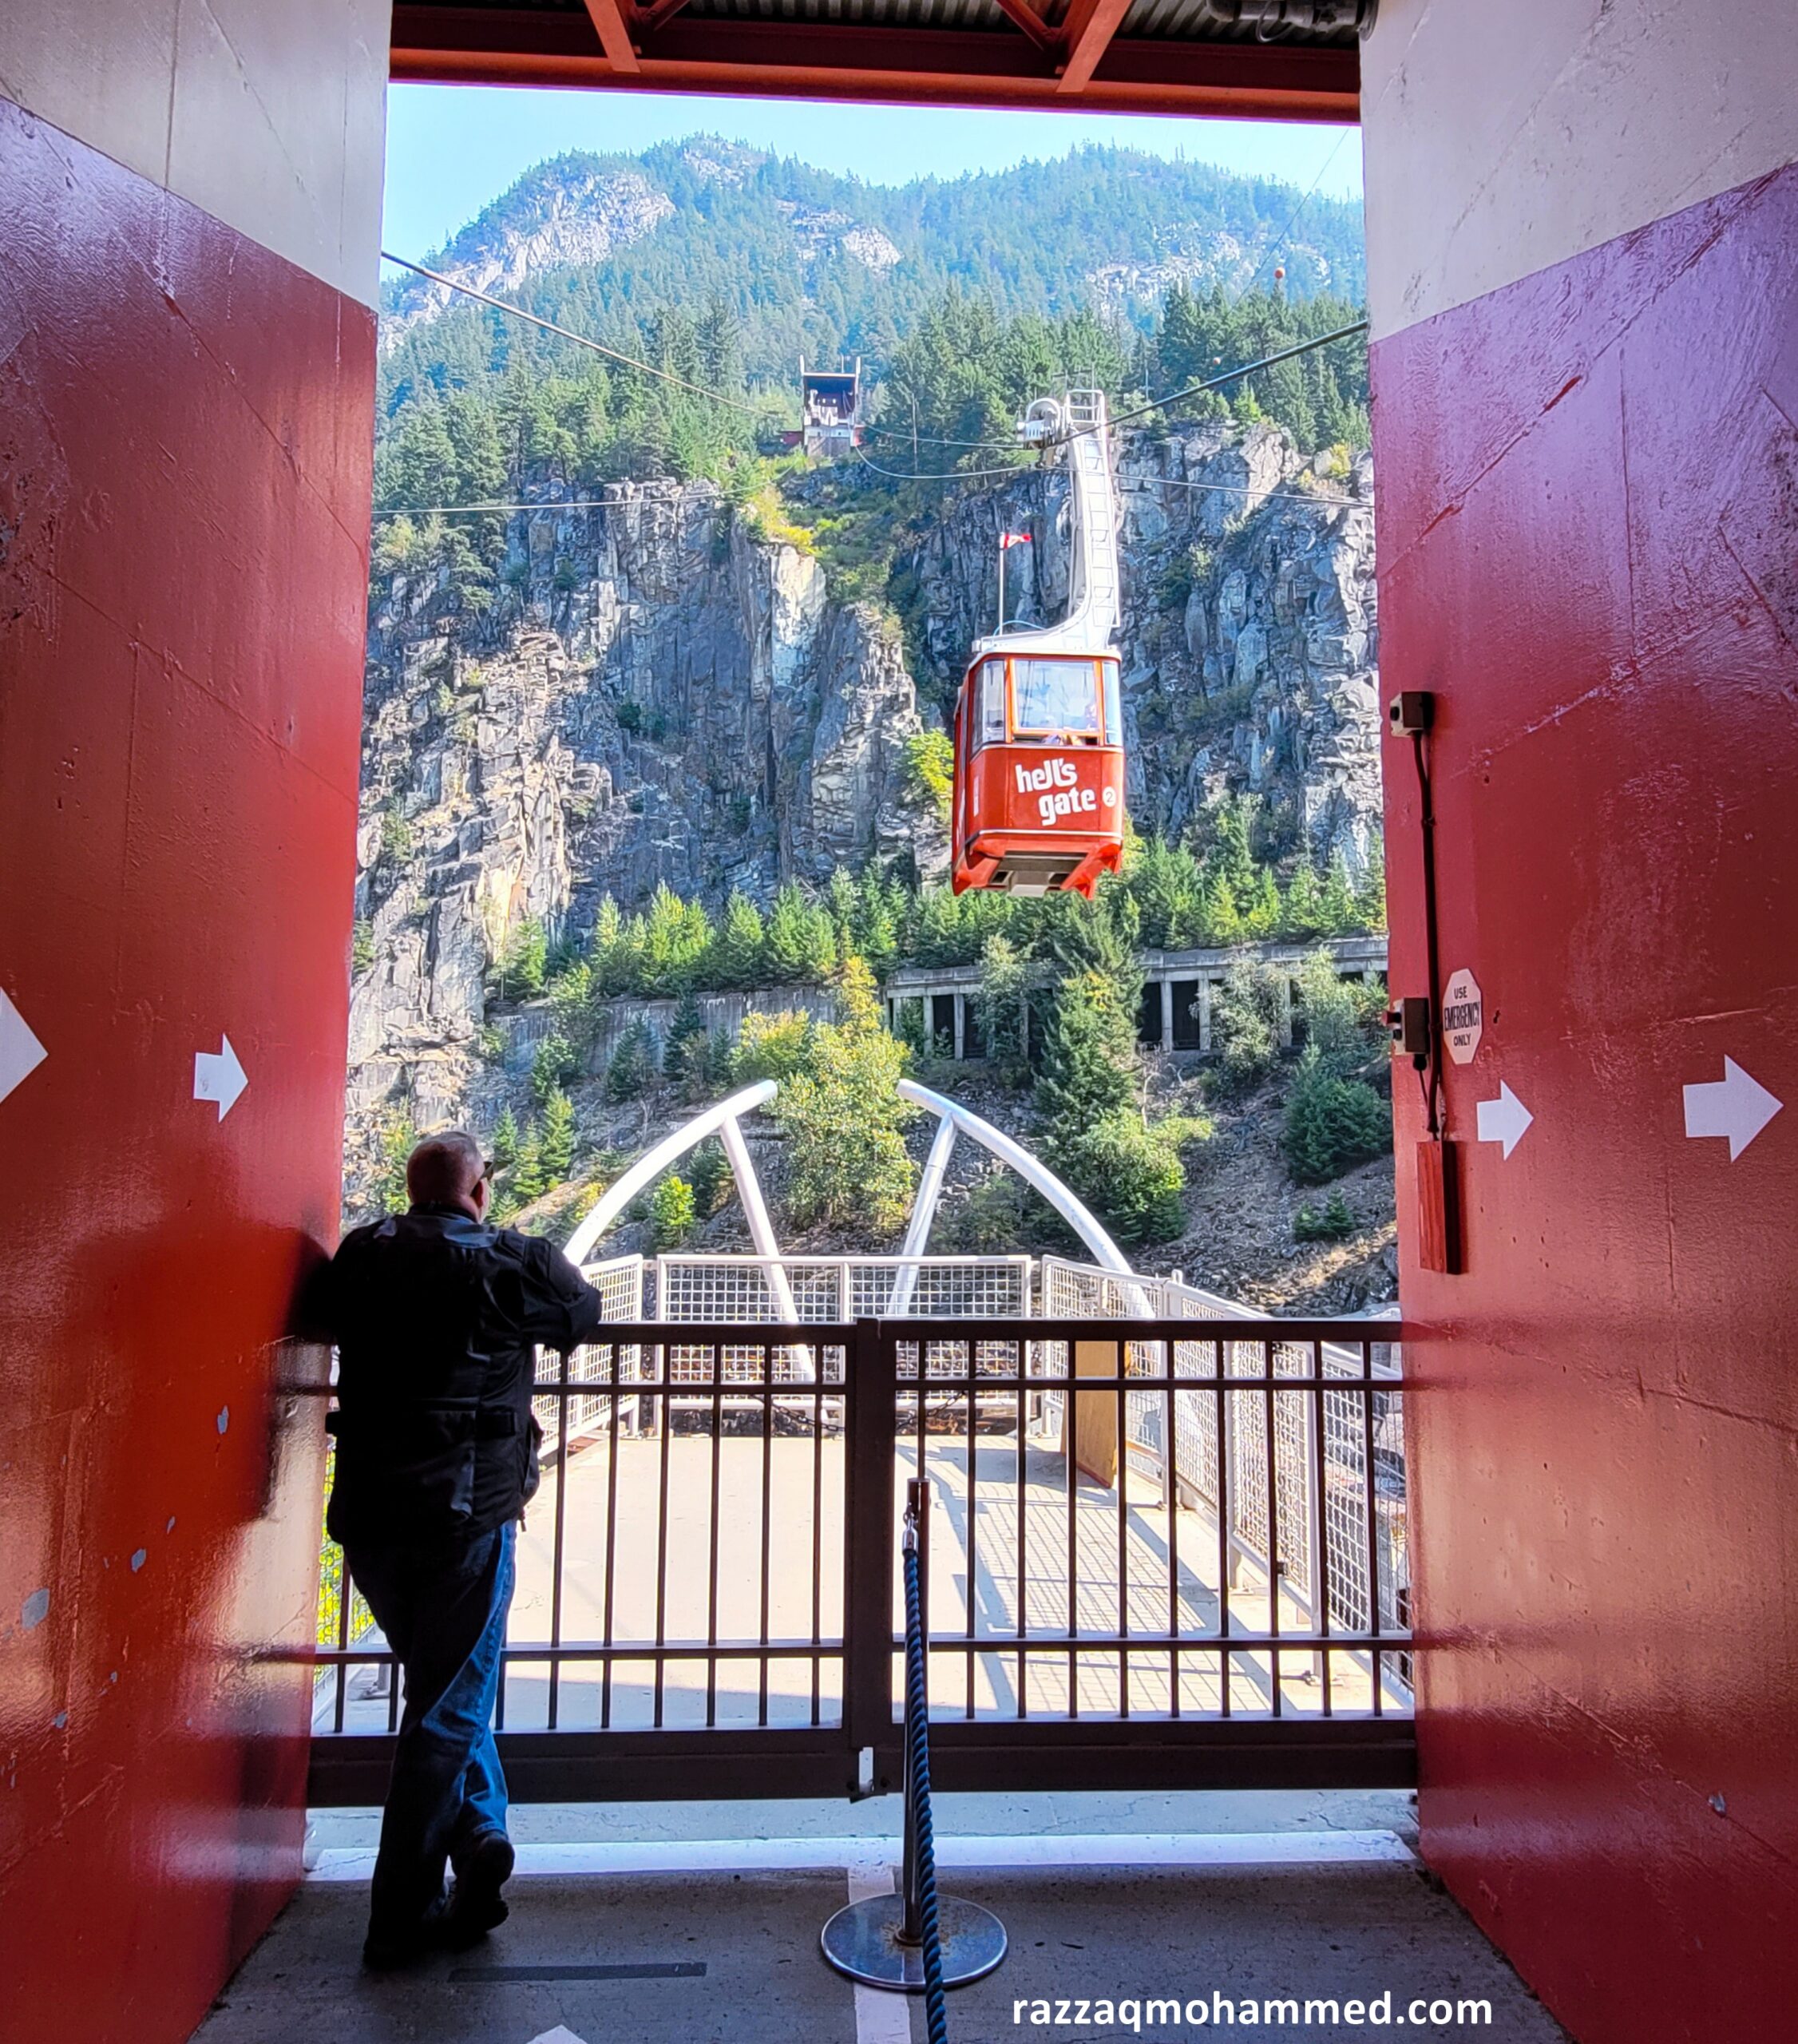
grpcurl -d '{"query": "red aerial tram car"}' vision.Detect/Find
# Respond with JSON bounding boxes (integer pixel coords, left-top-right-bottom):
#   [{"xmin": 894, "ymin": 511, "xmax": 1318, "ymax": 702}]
[
  {"xmin": 950, "ymin": 391, "xmax": 1127, "ymax": 897},
  {"xmin": 950, "ymin": 649, "xmax": 1125, "ymax": 896}
]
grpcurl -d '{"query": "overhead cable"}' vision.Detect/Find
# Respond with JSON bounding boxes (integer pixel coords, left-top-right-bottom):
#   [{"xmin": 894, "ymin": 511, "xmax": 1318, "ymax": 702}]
[{"xmin": 380, "ymin": 251, "xmax": 773, "ymax": 418}]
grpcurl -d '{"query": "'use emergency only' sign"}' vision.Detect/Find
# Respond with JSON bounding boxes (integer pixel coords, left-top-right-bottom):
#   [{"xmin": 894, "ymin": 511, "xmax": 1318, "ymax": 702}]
[{"xmin": 1443, "ymin": 969, "xmax": 1483, "ymax": 1064}]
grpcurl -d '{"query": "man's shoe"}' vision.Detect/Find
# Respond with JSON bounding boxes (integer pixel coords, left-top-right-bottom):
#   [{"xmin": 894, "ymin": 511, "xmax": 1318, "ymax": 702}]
[
  {"xmin": 445, "ymin": 1830, "xmax": 515, "ymax": 1947},
  {"xmin": 362, "ymin": 1898, "xmax": 450, "ymax": 1971}
]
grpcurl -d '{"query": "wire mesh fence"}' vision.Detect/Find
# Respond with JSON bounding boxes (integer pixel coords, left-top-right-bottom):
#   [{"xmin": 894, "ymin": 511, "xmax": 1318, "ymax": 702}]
[{"xmin": 1034, "ymin": 1261, "xmax": 1408, "ymax": 1679}]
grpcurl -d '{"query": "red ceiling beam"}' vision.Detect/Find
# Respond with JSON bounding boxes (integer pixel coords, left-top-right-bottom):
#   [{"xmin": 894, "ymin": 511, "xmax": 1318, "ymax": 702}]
[
  {"xmin": 391, "ymin": 7, "xmax": 1360, "ymax": 123},
  {"xmin": 580, "ymin": 0, "xmax": 640, "ymax": 73},
  {"xmin": 1056, "ymin": 0, "xmax": 1135, "ymax": 94},
  {"xmin": 988, "ymin": 0, "xmax": 1059, "ymax": 60}
]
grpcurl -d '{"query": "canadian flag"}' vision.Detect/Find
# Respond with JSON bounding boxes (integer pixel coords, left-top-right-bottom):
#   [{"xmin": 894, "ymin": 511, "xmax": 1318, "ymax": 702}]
[{"xmin": 999, "ymin": 531, "xmax": 1032, "ymax": 550}]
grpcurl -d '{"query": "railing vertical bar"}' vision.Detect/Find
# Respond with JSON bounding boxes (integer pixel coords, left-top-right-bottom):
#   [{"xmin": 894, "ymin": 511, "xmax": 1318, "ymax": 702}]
[
  {"xmin": 964, "ymin": 1340, "xmax": 977, "ymax": 1721},
  {"xmin": 1362, "ymin": 1337, "xmax": 1384, "ymax": 1718},
  {"xmin": 1115, "ymin": 1335, "xmax": 1131, "ymax": 1720},
  {"xmin": 331, "ymin": 1524, "xmax": 350, "ymax": 1736},
  {"xmin": 546, "ymin": 1345, "xmax": 571, "ymax": 1733},
  {"xmin": 1216, "ymin": 1338, "xmax": 1232, "ymax": 1720},
  {"xmin": 706, "ymin": 1368, "xmax": 723, "ymax": 1729},
  {"xmin": 810, "ymin": 1342, "xmax": 825, "ymax": 1729},
  {"xmin": 1263, "ymin": 1337, "xmax": 1281, "ymax": 1718},
  {"xmin": 758, "ymin": 1359, "xmax": 773, "ymax": 1729},
  {"xmin": 1016, "ymin": 1338, "xmax": 1028, "ymax": 1721},
  {"xmin": 1313, "ymin": 1338, "xmax": 1333, "ymax": 1719},
  {"xmin": 600, "ymin": 1350, "xmax": 622, "ymax": 1731},
  {"xmin": 1065, "ymin": 1340, "xmax": 1079, "ymax": 1721},
  {"xmin": 1166, "ymin": 1359, "xmax": 1181, "ymax": 1721},
  {"xmin": 652, "ymin": 1339, "xmax": 675, "ymax": 1730}
]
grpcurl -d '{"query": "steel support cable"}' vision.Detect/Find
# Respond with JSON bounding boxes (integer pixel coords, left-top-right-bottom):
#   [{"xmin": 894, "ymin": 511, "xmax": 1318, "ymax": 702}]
[
  {"xmin": 902, "ymin": 1513, "xmax": 951, "ymax": 2044},
  {"xmin": 380, "ymin": 251, "xmax": 776, "ymax": 420}
]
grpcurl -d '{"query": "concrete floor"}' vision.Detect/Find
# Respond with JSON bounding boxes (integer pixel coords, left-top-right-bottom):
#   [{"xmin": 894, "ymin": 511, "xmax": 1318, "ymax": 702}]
[{"xmin": 196, "ymin": 1849, "xmax": 1567, "ymax": 2044}]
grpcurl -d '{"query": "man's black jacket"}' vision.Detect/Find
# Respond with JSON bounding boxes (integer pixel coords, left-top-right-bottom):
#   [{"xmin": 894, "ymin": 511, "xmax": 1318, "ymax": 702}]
[{"xmin": 311, "ymin": 1205, "xmax": 605, "ymax": 1545}]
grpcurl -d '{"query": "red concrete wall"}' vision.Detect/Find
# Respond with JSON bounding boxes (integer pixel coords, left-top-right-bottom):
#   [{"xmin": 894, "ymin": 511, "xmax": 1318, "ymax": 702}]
[
  {"xmin": 1377, "ymin": 163, "xmax": 1798, "ymax": 2042},
  {"xmin": 0, "ymin": 99, "xmax": 372, "ymax": 2041}
]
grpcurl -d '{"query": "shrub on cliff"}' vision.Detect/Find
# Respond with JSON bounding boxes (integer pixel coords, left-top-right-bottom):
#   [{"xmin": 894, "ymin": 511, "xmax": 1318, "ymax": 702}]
[
  {"xmin": 775, "ymin": 957, "xmax": 917, "ymax": 1236},
  {"xmin": 1282, "ymin": 1044, "xmax": 1391, "ymax": 1185}
]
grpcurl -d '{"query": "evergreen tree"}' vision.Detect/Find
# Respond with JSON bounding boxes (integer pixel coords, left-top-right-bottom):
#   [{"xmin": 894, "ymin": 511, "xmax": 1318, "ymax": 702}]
[
  {"xmin": 688, "ymin": 1136, "xmax": 731, "ymax": 1218},
  {"xmin": 1318, "ymin": 849, "xmax": 1358, "ymax": 936},
  {"xmin": 1037, "ymin": 969, "xmax": 1138, "ymax": 1133},
  {"xmin": 1242, "ymin": 866, "xmax": 1283, "ymax": 940},
  {"xmin": 1282, "ymin": 1044, "xmax": 1392, "ymax": 1184},
  {"xmin": 649, "ymin": 1174, "xmax": 697, "ymax": 1250},
  {"xmin": 606, "ymin": 1019, "xmax": 652, "ymax": 1100},
  {"xmin": 1198, "ymin": 869, "xmax": 1245, "ymax": 946},
  {"xmin": 712, "ymin": 890, "xmax": 768, "ymax": 988},
  {"xmin": 511, "ymin": 1122, "xmax": 547, "ymax": 1206},
  {"xmin": 385, "ymin": 397, "xmax": 459, "ymax": 510},
  {"xmin": 371, "ymin": 1111, "xmax": 417, "ymax": 1215},
  {"xmin": 976, "ymin": 933, "xmax": 1030, "ymax": 1065},
  {"xmin": 775, "ymin": 955, "xmax": 917, "ymax": 1234},
  {"xmin": 530, "ymin": 1033, "xmax": 579, "ymax": 1105},
  {"xmin": 1126, "ymin": 836, "xmax": 1202, "ymax": 949},
  {"xmin": 1352, "ymin": 841, "xmax": 1388, "ymax": 934},
  {"xmin": 539, "ymin": 1087, "xmax": 577, "ymax": 1178},
  {"xmin": 494, "ymin": 916, "xmax": 549, "ymax": 1000},
  {"xmin": 765, "ymin": 885, "xmax": 836, "ymax": 983},
  {"xmin": 855, "ymin": 873, "xmax": 900, "ymax": 978},
  {"xmin": 640, "ymin": 882, "xmax": 711, "ymax": 996},
  {"xmin": 1281, "ymin": 858, "xmax": 1325, "ymax": 940},
  {"xmin": 490, "ymin": 1106, "xmax": 521, "ymax": 1171},
  {"xmin": 663, "ymin": 991, "xmax": 707, "ymax": 1081}
]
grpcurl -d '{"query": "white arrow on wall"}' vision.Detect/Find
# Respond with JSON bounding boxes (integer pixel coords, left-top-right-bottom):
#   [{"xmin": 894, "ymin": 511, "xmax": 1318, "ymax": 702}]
[
  {"xmin": 1682, "ymin": 1057, "xmax": 1782, "ymax": 1160},
  {"xmin": 193, "ymin": 1036, "xmax": 248, "ymax": 1120},
  {"xmin": 1475, "ymin": 1082, "xmax": 1533, "ymax": 1159},
  {"xmin": 0, "ymin": 990, "xmax": 48, "ymax": 1108}
]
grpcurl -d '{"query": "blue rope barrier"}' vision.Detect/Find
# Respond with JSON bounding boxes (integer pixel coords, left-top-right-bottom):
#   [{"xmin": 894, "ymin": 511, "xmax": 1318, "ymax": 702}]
[{"xmin": 902, "ymin": 1522, "xmax": 950, "ymax": 2044}]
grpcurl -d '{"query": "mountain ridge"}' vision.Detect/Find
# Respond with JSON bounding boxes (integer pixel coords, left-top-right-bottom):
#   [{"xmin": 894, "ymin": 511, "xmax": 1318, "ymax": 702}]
[{"xmin": 378, "ymin": 137, "xmax": 1365, "ymax": 397}]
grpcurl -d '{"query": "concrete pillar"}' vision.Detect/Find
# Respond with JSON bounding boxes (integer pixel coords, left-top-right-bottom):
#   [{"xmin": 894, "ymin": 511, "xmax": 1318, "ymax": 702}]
[
  {"xmin": 1159, "ymin": 976, "xmax": 1174, "ymax": 1049},
  {"xmin": 953, "ymin": 992, "xmax": 966, "ymax": 1061},
  {"xmin": 1277, "ymin": 974, "xmax": 1294, "ymax": 1047},
  {"xmin": 1198, "ymin": 976, "xmax": 1214, "ymax": 1053}
]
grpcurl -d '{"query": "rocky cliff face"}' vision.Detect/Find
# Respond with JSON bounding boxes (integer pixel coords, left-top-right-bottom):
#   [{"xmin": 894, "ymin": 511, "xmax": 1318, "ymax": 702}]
[
  {"xmin": 349, "ymin": 421, "xmax": 1377, "ymax": 1149},
  {"xmin": 350, "ymin": 479, "xmax": 940, "ymax": 1123}
]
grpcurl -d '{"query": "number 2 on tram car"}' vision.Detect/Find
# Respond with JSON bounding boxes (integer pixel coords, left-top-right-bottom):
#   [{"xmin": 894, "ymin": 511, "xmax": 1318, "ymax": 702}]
[{"xmin": 950, "ymin": 649, "xmax": 1126, "ymax": 897}]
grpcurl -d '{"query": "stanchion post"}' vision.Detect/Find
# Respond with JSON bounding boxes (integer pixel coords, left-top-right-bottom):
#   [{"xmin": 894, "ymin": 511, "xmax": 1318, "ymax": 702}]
[
  {"xmin": 821, "ymin": 1455, "xmax": 1008, "ymax": 2002},
  {"xmin": 899, "ymin": 1479, "xmax": 931, "ymax": 1947}
]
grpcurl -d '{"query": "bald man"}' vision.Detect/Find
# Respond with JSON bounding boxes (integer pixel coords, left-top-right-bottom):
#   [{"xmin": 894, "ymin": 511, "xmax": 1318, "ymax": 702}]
[{"xmin": 311, "ymin": 1130, "xmax": 604, "ymax": 1967}]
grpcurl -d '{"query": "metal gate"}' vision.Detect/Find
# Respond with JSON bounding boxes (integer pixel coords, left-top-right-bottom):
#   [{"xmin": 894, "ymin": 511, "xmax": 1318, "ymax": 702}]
[{"xmin": 307, "ymin": 1315, "xmax": 1413, "ymax": 1804}]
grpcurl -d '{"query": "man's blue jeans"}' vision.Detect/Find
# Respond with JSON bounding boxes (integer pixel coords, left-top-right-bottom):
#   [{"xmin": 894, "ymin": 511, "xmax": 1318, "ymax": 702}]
[{"xmin": 343, "ymin": 1522, "xmax": 515, "ymax": 1941}]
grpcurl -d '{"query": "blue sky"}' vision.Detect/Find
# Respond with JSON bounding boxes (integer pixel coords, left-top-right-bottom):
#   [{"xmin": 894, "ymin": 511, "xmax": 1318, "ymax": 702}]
[{"xmin": 382, "ymin": 84, "xmax": 1362, "ymax": 261}]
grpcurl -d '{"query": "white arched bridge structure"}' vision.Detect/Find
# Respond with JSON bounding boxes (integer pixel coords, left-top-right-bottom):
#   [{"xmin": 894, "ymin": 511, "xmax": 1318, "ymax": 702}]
[{"xmin": 561, "ymin": 1075, "xmax": 1156, "ymax": 1325}]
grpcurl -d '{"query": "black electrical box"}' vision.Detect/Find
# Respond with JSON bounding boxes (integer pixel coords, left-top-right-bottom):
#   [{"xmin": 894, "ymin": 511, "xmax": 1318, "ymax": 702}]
[
  {"xmin": 1388, "ymin": 691, "xmax": 1435, "ymax": 735},
  {"xmin": 1388, "ymin": 996, "xmax": 1432, "ymax": 1060}
]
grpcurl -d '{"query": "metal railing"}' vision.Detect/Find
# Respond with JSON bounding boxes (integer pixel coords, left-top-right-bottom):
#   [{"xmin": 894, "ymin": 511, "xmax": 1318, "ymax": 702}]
[
  {"xmin": 307, "ymin": 1314, "xmax": 1412, "ymax": 1801},
  {"xmin": 1038, "ymin": 1260, "xmax": 1408, "ymax": 1655}
]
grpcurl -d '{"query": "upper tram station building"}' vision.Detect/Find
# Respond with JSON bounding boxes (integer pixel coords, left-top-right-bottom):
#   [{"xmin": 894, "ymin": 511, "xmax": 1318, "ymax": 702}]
[{"xmin": 2, "ymin": 4, "xmax": 1796, "ymax": 2041}]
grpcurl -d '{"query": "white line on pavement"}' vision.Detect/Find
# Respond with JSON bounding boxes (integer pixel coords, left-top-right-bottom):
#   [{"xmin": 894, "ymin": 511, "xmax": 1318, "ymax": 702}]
[{"xmin": 307, "ymin": 1830, "xmax": 1412, "ymax": 1884}]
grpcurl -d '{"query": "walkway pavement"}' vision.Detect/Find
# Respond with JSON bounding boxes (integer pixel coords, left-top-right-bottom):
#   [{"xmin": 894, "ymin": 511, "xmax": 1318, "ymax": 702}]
[{"xmin": 195, "ymin": 1830, "xmax": 1567, "ymax": 2044}]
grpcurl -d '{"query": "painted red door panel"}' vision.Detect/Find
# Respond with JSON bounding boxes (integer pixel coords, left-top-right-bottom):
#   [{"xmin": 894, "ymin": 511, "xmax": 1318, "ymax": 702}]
[
  {"xmin": 1376, "ymin": 160, "xmax": 1798, "ymax": 2044},
  {"xmin": 0, "ymin": 97, "xmax": 371, "ymax": 2043}
]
